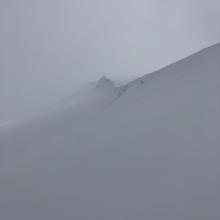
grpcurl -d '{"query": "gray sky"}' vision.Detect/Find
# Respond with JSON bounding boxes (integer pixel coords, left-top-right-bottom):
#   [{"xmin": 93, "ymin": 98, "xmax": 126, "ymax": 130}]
[{"xmin": 1, "ymin": 0, "xmax": 220, "ymax": 122}]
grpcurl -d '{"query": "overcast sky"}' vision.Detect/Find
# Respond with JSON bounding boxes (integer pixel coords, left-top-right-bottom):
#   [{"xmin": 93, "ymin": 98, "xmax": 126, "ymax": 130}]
[{"xmin": 1, "ymin": 0, "xmax": 220, "ymax": 122}]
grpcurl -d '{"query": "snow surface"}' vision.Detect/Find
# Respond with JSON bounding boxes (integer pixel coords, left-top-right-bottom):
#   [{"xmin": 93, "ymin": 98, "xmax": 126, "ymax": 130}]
[{"xmin": 1, "ymin": 43, "xmax": 220, "ymax": 220}]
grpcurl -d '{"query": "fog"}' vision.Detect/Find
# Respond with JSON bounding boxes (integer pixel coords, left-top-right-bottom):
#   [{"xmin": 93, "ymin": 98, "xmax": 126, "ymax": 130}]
[{"xmin": 1, "ymin": 0, "xmax": 220, "ymax": 122}]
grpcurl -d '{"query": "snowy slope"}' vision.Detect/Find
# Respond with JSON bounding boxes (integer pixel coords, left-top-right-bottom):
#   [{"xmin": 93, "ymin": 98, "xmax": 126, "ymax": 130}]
[{"xmin": 1, "ymin": 43, "xmax": 220, "ymax": 220}]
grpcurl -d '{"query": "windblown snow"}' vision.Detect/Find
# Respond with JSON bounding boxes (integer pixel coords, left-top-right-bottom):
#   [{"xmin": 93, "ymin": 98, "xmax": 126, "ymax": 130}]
[{"xmin": 1, "ymin": 43, "xmax": 220, "ymax": 220}]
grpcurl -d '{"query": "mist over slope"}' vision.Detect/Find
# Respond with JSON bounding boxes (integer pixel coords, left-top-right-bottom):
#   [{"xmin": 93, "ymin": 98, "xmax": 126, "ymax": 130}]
[{"xmin": 1, "ymin": 43, "xmax": 220, "ymax": 220}]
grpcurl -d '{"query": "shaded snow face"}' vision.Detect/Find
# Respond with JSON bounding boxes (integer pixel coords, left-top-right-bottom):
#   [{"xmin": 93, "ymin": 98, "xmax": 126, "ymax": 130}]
[{"xmin": 1, "ymin": 44, "xmax": 220, "ymax": 220}]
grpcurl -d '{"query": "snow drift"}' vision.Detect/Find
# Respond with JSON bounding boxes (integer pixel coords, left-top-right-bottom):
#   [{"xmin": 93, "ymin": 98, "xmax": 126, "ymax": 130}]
[{"xmin": 1, "ymin": 43, "xmax": 220, "ymax": 220}]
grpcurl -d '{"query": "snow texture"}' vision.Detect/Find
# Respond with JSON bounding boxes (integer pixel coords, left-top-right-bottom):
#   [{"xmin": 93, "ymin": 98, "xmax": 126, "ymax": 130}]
[{"xmin": 1, "ymin": 43, "xmax": 220, "ymax": 220}]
